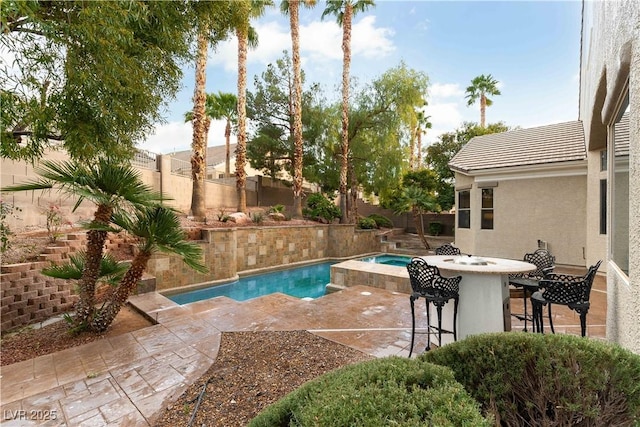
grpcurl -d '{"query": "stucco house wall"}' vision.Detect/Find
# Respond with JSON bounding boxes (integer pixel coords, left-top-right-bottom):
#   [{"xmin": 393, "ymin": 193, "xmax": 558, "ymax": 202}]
[
  {"xmin": 579, "ymin": 0, "xmax": 639, "ymax": 352},
  {"xmin": 454, "ymin": 173, "xmax": 587, "ymax": 266}
]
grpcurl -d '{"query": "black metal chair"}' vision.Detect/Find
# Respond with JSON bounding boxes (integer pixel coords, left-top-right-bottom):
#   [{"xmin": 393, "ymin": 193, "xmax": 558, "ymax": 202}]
[
  {"xmin": 508, "ymin": 249, "xmax": 556, "ymax": 331},
  {"xmin": 435, "ymin": 243, "xmax": 461, "ymax": 256},
  {"xmin": 406, "ymin": 257, "xmax": 461, "ymax": 357},
  {"xmin": 531, "ymin": 260, "xmax": 602, "ymax": 337}
]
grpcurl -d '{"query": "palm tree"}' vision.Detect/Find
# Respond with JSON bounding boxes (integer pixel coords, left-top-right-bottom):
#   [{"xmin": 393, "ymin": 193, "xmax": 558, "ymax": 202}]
[
  {"xmin": 322, "ymin": 0, "xmax": 375, "ymax": 223},
  {"xmin": 465, "ymin": 74, "xmax": 501, "ymax": 128},
  {"xmin": 235, "ymin": 0, "xmax": 272, "ymax": 213},
  {"xmin": 208, "ymin": 92, "xmax": 238, "ymax": 178},
  {"xmin": 190, "ymin": 21, "xmax": 210, "ymax": 221},
  {"xmin": 394, "ymin": 185, "xmax": 439, "ymax": 250},
  {"xmin": 1, "ymin": 159, "xmax": 162, "ymax": 328},
  {"xmin": 91, "ymin": 206, "xmax": 206, "ymax": 332},
  {"xmin": 281, "ymin": 0, "xmax": 317, "ymax": 218}
]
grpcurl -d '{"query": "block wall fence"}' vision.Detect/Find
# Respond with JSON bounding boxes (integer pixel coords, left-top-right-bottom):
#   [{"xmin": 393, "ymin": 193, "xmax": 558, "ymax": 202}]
[{"xmin": 1, "ymin": 225, "xmax": 382, "ymax": 332}]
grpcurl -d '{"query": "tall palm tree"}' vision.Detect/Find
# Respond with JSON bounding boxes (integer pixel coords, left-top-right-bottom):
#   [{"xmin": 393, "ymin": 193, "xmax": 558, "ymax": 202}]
[
  {"xmin": 91, "ymin": 206, "xmax": 206, "ymax": 332},
  {"xmin": 322, "ymin": 0, "xmax": 375, "ymax": 223},
  {"xmin": 1, "ymin": 159, "xmax": 162, "ymax": 328},
  {"xmin": 235, "ymin": 0, "xmax": 272, "ymax": 213},
  {"xmin": 281, "ymin": 0, "xmax": 317, "ymax": 218},
  {"xmin": 208, "ymin": 92, "xmax": 238, "ymax": 177},
  {"xmin": 465, "ymin": 74, "xmax": 501, "ymax": 128}
]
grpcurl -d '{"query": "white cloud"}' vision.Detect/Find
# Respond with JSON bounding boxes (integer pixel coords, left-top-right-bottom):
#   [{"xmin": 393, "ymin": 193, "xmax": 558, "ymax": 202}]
[
  {"xmin": 429, "ymin": 83, "xmax": 464, "ymax": 100},
  {"xmin": 351, "ymin": 16, "xmax": 395, "ymax": 59},
  {"xmin": 138, "ymin": 120, "xmax": 234, "ymax": 155}
]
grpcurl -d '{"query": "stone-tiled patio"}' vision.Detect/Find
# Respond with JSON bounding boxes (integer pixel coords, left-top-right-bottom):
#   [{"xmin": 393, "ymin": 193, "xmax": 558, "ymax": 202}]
[{"xmin": 0, "ymin": 271, "xmax": 606, "ymax": 426}]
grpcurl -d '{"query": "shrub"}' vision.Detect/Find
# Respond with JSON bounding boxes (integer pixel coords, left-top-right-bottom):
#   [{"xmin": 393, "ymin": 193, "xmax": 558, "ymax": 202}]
[
  {"xmin": 249, "ymin": 356, "xmax": 491, "ymax": 426},
  {"xmin": 269, "ymin": 204, "xmax": 285, "ymax": 214},
  {"xmin": 357, "ymin": 217, "xmax": 377, "ymax": 229},
  {"xmin": 421, "ymin": 332, "xmax": 640, "ymax": 426},
  {"xmin": 0, "ymin": 200, "xmax": 21, "ymax": 253},
  {"xmin": 303, "ymin": 193, "xmax": 341, "ymax": 223},
  {"xmin": 367, "ymin": 213, "xmax": 393, "ymax": 228},
  {"xmin": 251, "ymin": 211, "xmax": 264, "ymax": 224},
  {"xmin": 428, "ymin": 221, "xmax": 443, "ymax": 236}
]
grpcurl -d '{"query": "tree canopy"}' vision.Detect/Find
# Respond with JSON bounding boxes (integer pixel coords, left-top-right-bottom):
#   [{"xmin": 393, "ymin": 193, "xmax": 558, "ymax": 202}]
[
  {"xmin": 1, "ymin": 0, "xmax": 195, "ymax": 162},
  {"xmin": 425, "ymin": 121, "xmax": 511, "ymax": 210}
]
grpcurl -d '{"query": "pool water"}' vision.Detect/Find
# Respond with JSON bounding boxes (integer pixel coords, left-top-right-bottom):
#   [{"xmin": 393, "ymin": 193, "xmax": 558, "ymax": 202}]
[
  {"xmin": 168, "ymin": 262, "xmax": 334, "ymax": 304},
  {"xmin": 359, "ymin": 254, "xmax": 413, "ymax": 267}
]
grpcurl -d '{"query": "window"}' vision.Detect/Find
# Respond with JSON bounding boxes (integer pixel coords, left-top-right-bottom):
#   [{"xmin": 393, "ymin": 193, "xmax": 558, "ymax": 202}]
[
  {"xmin": 458, "ymin": 190, "xmax": 470, "ymax": 228},
  {"xmin": 610, "ymin": 87, "xmax": 629, "ymax": 275},
  {"xmin": 599, "ymin": 179, "xmax": 607, "ymax": 235},
  {"xmin": 481, "ymin": 188, "xmax": 493, "ymax": 229},
  {"xmin": 600, "ymin": 150, "xmax": 607, "ymax": 171}
]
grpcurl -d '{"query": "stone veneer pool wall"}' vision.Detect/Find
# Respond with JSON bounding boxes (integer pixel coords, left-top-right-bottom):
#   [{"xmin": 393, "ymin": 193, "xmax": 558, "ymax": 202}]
[
  {"xmin": 329, "ymin": 259, "xmax": 411, "ymax": 294},
  {"xmin": 146, "ymin": 224, "xmax": 382, "ymax": 292}
]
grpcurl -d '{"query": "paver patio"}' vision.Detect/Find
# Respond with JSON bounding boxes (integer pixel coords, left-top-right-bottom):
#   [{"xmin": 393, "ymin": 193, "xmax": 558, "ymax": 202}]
[{"xmin": 0, "ymin": 272, "xmax": 606, "ymax": 426}]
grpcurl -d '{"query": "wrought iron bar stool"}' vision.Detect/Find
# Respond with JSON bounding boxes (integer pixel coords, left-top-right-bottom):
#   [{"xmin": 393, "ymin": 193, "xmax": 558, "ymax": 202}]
[
  {"xmin": 530, "ymin": 260, "xmax": 602, "ymax": 337},
  {"xmin": 406, "ymin": 257, "xmax": 462, "ymax": 357},
  {"xmin": 435, "ymin": 243, "xmax": 461, "ymax": 255},
  {"xmin": 508, "ymin": 249, "xmax": 555, "ymax": 331}
]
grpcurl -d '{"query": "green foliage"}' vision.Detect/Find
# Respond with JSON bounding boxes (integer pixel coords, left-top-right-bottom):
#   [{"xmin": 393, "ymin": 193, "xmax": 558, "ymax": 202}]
[
  {"xmin": 43, "ymin": 204, "xmax": 69, "ymax": 242},
  {"xmin": 367, "ymin": 213, "xmax": 393, "ymax": 228},
  {"xmin": 357, "ymin": 217, "xmax": 377, "ymax": 229},
  {"xmin": 428, "ymin": 222, "xmax": 442, "ymax": 236},
  {"xmin": 251, "ymin": 211, "xmax": 265, "ymax": 224},
  {"xmin": 249, "ymin": 357, "xmax": 490, "ymax": 426},
  {"xmin": 43, "ymin": 251, "xmax": 128, "ymax": 287},
  {"xmin": 421, "ymin": 332, "xmax": 640, "ymax": 426},
  {"xmin": 246, "ymin": 51, "xmax": 327, "ymax": 180},
  {"xmin": 425, "ymin": 121, "xmax": 511, "ymax": 210},
  {"xmin": 389, "ymin": 169, "xmax": 440, "ymax": 216},
  {"xmin": 269, "ymin": 204, "xmax": 285, "ymax": 214},
  {"xmin": 303, "ymin": 193, "xmax": 341, "ymax": 223},
  {"xmin": 1, "ymin": 1, "xmax": 196, "ymax": 162},
  {"xmin": 0, "ymin": 200, "xmax": 21, "ymax": 253}
]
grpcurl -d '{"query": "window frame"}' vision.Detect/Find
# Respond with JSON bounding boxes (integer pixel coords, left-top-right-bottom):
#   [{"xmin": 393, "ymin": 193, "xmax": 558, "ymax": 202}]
[
  {"xmin": 457, "ymin": 190, "xmax": 470, "ymax": 229},
  {"xmin": 480, "ymin": 188, "xmax": 494, "ymax": 230}
]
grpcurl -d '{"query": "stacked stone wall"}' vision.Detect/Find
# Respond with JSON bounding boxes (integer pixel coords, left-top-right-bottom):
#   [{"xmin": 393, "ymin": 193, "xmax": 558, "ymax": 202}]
[{"xmin": 0, "ymin": 262, "xmax": 78, "ymax": 332}]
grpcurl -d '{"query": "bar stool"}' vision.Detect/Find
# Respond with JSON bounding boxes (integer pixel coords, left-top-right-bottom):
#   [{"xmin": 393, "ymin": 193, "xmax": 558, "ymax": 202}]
[
  {"xmin": 406, "ymin": 257, "xmax": 461, "ymax": 357},
  {"xmin": 531, "ymin": 260, "xmax": 602, "ymax": 337}
]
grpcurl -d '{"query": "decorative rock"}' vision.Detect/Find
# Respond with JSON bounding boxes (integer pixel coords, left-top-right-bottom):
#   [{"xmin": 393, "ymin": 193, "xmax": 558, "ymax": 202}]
[
  {"xmin": 268, "ymin": 212, "xmax": 286, "ymax": 221},
  {"xmin": 228, "ymin": 212, "xmax": 252, "ymax": 224}
]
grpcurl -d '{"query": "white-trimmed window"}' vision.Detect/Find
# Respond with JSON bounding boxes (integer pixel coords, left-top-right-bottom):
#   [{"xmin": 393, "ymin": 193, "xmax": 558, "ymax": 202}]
[
  {"xmin": 458, "ymin": 190, "xmax": 470, "ymax": 229},
  {"xmin": 481, "ymin": 188, "xmax": 494, "ymax": 229},
  {"xmin": 609, "ymin": 86, "xmax": 629, "ymax": 275}
]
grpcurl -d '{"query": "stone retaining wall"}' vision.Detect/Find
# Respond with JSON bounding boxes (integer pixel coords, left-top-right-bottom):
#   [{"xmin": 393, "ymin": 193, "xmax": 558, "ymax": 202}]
[{"xmin": 1, "ymin": 232, "xmax": 137, "ymax": 332}]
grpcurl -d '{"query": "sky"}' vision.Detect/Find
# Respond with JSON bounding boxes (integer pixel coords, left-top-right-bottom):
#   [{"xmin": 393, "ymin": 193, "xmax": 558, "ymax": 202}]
[{"xmin": 137, "ymin": 0, "xmax": 583, "ymax": 155}]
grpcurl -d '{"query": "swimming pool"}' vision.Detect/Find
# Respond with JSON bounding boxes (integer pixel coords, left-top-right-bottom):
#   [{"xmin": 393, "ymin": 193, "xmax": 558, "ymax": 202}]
[
  {"xmin": 168, "ymin": 262, "xmax": 334, "ymax": 304},
  {"xmin": 358, "ymin": 254, "xmax": 413, "ymax": 267}
]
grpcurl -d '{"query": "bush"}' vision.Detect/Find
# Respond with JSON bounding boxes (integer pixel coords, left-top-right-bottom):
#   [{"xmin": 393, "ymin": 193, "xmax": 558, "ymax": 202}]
[
  {"xmin": 367, "ymin": 213, "xmax": 393, "ymax": 228},
  {"xmin": 428, "ymin": 221, "xmax": 443, "ymax": 236},
  {"xmin": 249, "ymin": 356, "xmax": 491, "ymax": 426},
  {"xmin": 303, "ymin": 193, "xmax": 341, "ymax": 223},
  {"xmin": 357, "ymin": 217, "xmax": 377, "ymax": 229},
  {"xmin": 421, "ymin": 332, "xmax": 640, "ymax": 426}
]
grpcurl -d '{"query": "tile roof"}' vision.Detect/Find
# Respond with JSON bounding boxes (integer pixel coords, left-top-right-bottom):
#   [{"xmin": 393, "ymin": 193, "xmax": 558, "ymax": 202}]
[
  {"xmin": 171, "ymin": 143, "xmax": 237, "ymax": 167},
  {"xmin": 449, "ymin": 120, "xmax": 586, "ymax": 174}
]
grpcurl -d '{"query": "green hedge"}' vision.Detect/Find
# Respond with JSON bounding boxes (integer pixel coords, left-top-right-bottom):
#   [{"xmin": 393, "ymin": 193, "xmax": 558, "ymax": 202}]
[
  {"xmin": 249, "ymin": 356, "xmax": 491, "ymax": 426},
  {"xmin": 367, "ymin": 213, "xmax": 393, "ymax": 229},
  {"xmin": 420, "ymin": 332, "xmax": 640, "ymax": 426},
  {"xmin": 357, "ymin": 217, "xmax": 377, "ymax": 229}
]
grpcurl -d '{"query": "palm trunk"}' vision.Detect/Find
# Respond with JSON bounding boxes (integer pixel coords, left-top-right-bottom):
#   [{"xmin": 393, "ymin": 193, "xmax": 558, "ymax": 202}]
[
  {"xmin": 416, "ymin": 128, "xmax": 422, "ymax": 169},
  {"xmin": 480, "ymin": 94, "xmax": 486, "ymax": 128},
  {"xmin": 290, "ymin": 0, "xmax": 304, "ymax": 218},
  {"xmin": 339, "ymin": 4, "xmax": 353, "ymax": 224},
  {"xmin": 91, "ymin": 252, "xmax": 151, "ymax": 332},
  {"xmin": 75, "ymin": 204, "xmax": 112, "ymax": 326},
  {"xmin": 225, "ymin": 120, "xmax": 231, "ymax": 178},
  {"xmin": 413, "ymin": 209, "xmax": 431, "ymax": 250},
  {"xmin": 236, "ymin": 28, "xmax": 248, "ymax": 213},
  {"xmin": 409, "ymin": 125, "xmax": 417, "ymax": 170},
  {"xmin": 191, "ymin": 25, "xmax": 208, "ymax": 220}
]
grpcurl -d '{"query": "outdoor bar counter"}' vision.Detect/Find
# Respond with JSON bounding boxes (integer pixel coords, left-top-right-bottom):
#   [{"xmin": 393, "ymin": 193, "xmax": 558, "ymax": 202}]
[{"xmin": 420, "ymin": 255, "xmax": 536, "ymax": 345}]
